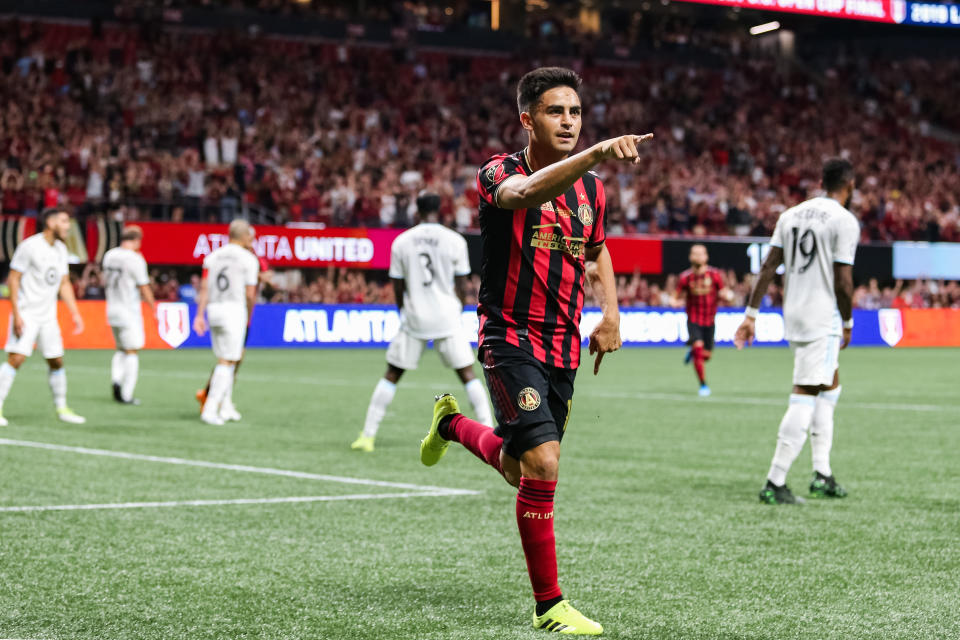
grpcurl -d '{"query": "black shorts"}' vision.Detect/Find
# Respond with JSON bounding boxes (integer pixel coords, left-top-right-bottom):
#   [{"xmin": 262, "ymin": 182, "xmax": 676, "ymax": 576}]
[
  {"xmin": 479, "ymin": 343, "xmax": 576, "ymax": 461},
  {"xmin": 687, "ymin": 321, "xmax": 716, "ymax": 351}
]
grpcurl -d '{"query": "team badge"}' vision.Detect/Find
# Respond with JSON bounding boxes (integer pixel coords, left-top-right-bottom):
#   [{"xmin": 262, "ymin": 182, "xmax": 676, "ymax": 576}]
[
  {"xmin": 485, "ymin": 163, "xmax": 506, "ymax": 186},
  {"xmin": 878, "ymin": 308, "xmax": 903, "ymax": 347},
  {"xmin": 157, "ymin": 302, "xmax": 191, "ymax": 348},
  {"xmin": 517, "ymin": 387, "xmax": 541, "ymax": 411},
  {"xmin": 44, "ymin": 267, "xmax": 59, "ymax": 285},
  {"xmin": 577, "ymin": 203, "xmax": 594, "ymax": 226}
]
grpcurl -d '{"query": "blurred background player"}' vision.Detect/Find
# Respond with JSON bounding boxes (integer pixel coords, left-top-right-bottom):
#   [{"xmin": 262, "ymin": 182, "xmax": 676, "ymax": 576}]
[
  {"xmin": 192, "ymin": 219, "xmax": 259, "ymax": 426},
  {"xmin": 0, "ymin": 207, "xmax": 86, "ymax": 425},
  {"xmin": 419, "ymin": 67, "xmax": 651, "ymax": 635},
  {"xmin": 103, "ymin": 225, "xmax": 156, "ymax": 405},
  {"xmin": 351, "ymin": 192, "xmax": 492, "ymax": 453},
  {"xmin": 736, "ymin": 158, "xmax": 859, "ymax": 505},
  {"xmin": 672, "ymin": 244, "xmax": 732, "ymax": 397}
]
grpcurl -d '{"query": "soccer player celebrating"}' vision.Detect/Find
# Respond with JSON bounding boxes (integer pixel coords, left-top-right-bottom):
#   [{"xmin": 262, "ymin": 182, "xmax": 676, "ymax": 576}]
[
  {"xmin": 0, "ymin": 207, "xmax": 86, "ymax": 425},
  {"xmin": 351, "ymin": 192, "xmax": 492, "ymax": 453},
  {"xmin": 735, "ymin": 158, "xmax": 859, "ymax": 505},
  {"xmin": 192, "ymin": 219, "xmax": 259, "ymax": 426},
  {"xmin": 103, "ymin": 226, "xmax": 156, "ymax": 404},
  {"xmin": 672, "ymin": 244, "xmax": 732, "ymax": 397},
  {"xmin": 418, "ymin": 67, "xmax": 652, "ymax": 634}
]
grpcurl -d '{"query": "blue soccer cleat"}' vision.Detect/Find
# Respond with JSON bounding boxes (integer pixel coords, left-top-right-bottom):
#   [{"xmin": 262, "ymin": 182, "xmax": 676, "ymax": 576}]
[{"xmin": 698, "ymin": 384, "xmax": 711, "ymax": 397}]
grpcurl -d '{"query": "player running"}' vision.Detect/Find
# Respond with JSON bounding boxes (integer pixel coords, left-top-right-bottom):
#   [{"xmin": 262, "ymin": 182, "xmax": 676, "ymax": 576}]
[
  {"xmin": 735, "ymin": 158, "xmax": 859, "ymax": 505},
  {"xmin": 418, "ymin": 67, "xmax": 652, "ymax": 635},
  {"xmin": 672, "ymin": 244, "xmax": 732, "ymax": 397},
  {"xmin": 351, "ymin": 192, "xmax": 492, "ymax": 453},
  {"xmin": 0, "ymin": 207, "xmax": 86, "ymax": 425},
  {"xmin": 192, "ymin": 219, "xmax": 259, "ymax": 426},
  {"xmin": 103, "ymin": 225, "xmax": 156, "ymax": 405}
]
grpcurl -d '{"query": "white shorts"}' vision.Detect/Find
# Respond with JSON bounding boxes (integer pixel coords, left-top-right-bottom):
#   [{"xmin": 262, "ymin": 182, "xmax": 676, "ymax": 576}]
[
  {"xmin": 386, "ymin": 328, "xmax": 475, "ymax": 371},
  {"xmin": 207, "ymin": 303, "xmax": 247, "ymax": 361},
  {"xmin": 5, "ymin": 314, "xmax": 64, "ymax": 359},
  {"xmin": 111, "ymin": 320, "xmax": 145, "ymax": 351},
  {"xmin": 791, "ymin": 335, "xmax": 841, "ymax": 387}
]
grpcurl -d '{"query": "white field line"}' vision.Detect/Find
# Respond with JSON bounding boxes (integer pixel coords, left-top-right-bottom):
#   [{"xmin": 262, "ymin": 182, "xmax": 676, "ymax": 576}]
[
  {"xmin": 0, "ymin": 491, "xmax": 464, "ymax": 514},
  {"xmin": 48, "ymin": 364, "xmax": 954, "ymax": 414},
  {"xmin": 0, "ymin": 438, "xmax": 480, "ymax": 496}
]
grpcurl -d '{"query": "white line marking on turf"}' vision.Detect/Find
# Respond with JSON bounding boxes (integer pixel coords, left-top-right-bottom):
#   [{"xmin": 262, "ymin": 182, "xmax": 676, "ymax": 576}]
[
  {"xmin": 0, "ymin": 491, "xmax": 465, "ymax": 513},
  {"xmin": 0, "ymin": 438, "xmax": 480, "ymax": 496}
]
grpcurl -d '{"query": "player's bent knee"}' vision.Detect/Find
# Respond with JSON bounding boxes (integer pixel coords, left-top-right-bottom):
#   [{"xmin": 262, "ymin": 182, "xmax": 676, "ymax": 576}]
[
  {"xmin": 7, "ymin": 353, "xmax": 25, "ymax": 369},
  {"xmin": 47, "ymin": 358, "xmax": 64, "ymax": 370},
  {"xmin": 519, "ymin": 442, "xmax": 561, "ymax": 481}
]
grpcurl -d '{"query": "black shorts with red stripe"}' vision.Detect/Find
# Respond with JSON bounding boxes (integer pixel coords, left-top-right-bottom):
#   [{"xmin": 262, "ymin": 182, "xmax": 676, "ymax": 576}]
[
  {"xmin": 686, "ymin": 321, "xmax": 716, "ymax": 351},
  {"xmin": 480, "ymin": 343, "xmax": 576, "ymax": 460}
]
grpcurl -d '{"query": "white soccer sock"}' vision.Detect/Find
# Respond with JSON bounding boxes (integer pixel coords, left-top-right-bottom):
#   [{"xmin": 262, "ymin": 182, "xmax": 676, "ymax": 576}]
[
  {"xmin": 767, "ymin": 394, "xmax": 816, "ymax": 486},
  {"xmin": 111, "ymin": 351, "xmax": 124, "ymax": 385},
  {"xmin": 362, "ymin": 378, "xmax": 397, "ymax": 438},
  {"xmin": 121, "ymin": 353, "xmax": 139, "ymax": 402},
  {"xmin": 811, "ymin": 385, "xmax": 841, "ymax": 478},
  {"xmin": 464, "ymin": 378, "xmax": 493, "ymax": 426},
  {"xmin": 204, "ymin": 364, "xmax": 235, "ymax": 416},
  {"xmin": 48, "ymin": 368, "xmax": 68, "ymax": 410},
  {"xmin": 0, "ymin": 362, "xmax": 17, "ymax": 408}
]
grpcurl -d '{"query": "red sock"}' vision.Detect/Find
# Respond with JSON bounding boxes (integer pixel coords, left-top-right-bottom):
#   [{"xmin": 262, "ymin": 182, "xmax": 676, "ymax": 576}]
[
  {"xmin": 692, "ymin": 344, "xmax": 706, "ymax": 384},
  {"xmin": 517, "ymin": 477, "xmax": 562, "ymax": 602},
  {"xmin": 447, "ymin": 414, "xmax": 503, "ymax": 474}
]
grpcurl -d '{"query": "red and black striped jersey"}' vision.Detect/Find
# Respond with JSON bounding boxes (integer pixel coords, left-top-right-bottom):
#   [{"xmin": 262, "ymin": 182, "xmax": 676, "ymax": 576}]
[
  {"xmin": 677, "ymin": 267, "xmax": 724, "ymax": 326},
  {"xmin": 475, "ymin": 150, "xmax": 606, "ymax": 370}
]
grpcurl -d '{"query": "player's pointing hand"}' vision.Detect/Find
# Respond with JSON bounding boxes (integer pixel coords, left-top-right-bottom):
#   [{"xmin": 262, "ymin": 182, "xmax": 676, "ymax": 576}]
[
  {"xmin": 588, "ymin": 317, "xmax": 622, "ymax": 375},
  {"xmin": 595, "ymin": 134, "xmax": 654, "ymax": 165}
]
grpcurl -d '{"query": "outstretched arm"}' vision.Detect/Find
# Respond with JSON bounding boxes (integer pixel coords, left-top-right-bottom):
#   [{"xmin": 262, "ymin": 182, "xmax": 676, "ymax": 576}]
[{"xmin": 734, "ymin": 246, "xmax": 783, "ymax": 349}]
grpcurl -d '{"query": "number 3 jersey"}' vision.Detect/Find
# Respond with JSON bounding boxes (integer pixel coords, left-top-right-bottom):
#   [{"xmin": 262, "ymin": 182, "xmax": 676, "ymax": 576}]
[
  {"xmin": 202, "ymin": 243, "xmax": 260, "ymax": 312},
  {"xmin": 102, "ymin": 247, "xmax": 150, "ymax": 326},
  {"xmin": 389, "ymin": 223, "xmax": 471, "ymax": 340},
  {"xmin": 770, "ymin": 196, "xmax": 860, "ymax": 342}
]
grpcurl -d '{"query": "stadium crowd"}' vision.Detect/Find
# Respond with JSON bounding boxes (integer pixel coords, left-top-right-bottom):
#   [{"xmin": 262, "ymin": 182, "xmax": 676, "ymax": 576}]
[{"xmin": 1, "ymin": 18, "xmax": 959, "ymax": 243}]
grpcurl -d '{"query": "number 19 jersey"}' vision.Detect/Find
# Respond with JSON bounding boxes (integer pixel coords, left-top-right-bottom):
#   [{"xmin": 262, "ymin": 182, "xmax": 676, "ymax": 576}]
[
  {"xmin": 389, "ymin": 223, "xmax": 471, "ymax": 340},
  {"xmin": 202, "ymin": 243, "xmax": 260, "ymax": 310},
  {"xmin": 770, "ymin": 196, "xmax": 860, "ymax": 342}
]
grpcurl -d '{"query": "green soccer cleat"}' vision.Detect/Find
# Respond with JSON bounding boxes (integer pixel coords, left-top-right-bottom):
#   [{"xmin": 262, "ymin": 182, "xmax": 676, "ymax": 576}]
[
  {"xmin": 759, "ymin": 481, "xmax": 805, "ymax": 505},
  {"xmin": 56, "ymin": 407, "xmax": 86, "ymax": 425},
  {"xmin": 351, "ymin": 434, "xmax": 375, "ymax": 453},
  {"xmin": 809, "ymin": 473, "xmax": 848, "ymax": 499},
  {"xmin": 419, "ymin": 394, "xmax": 459, "ymax": 467},
  {"xmin": 533, "ymin": 600, "xmax": 603, "ymax": 635}
]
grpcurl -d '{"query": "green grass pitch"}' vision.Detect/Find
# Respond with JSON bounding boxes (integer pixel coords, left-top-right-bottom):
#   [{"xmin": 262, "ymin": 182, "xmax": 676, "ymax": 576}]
[{"xmin": 1, "ymin": 346, "xmax": 958, "ymax": 639}]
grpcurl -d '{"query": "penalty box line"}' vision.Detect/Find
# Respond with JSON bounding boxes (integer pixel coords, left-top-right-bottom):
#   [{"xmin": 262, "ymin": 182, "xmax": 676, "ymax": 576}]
[{"xmin": 0, "ymin": 438, "xmax": 481, "ymax": 507}]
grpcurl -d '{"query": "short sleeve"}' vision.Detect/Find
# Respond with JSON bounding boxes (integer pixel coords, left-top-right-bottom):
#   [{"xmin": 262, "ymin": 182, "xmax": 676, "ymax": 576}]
[
  {"xmin": 675, "ymin": 273, "xmax": 687, "ymax": 295},
  {"xmin": 586, "ymin": 176, "xmax": 606, "ymax": 248},
  {"xmin": 477, "ymin": 154, "xmax": 524, "ymax": 207},
  {"xmin": 9, "ymin": 241, "xmax": 30, "ymax": 273},
  {"xmin": 202, "ymin": 254, "xmax": 213, "ymax": 272},
  {"xmin": 714, "ymin": 270, "xmax": 725, "ymax": 290},
  {"xmin": 769, "ymin": 215, "xmax": 785, "ymax": 248},
  {"xmin": 133, "ymin": 256, "xmax": 150, "ymax": 286},
  {"xmin": 453, "ymin": 236, "xmax": 471, "ymax": 276},
  {"xmin": 833, "ymin": 214, "xmax": 860, "ymax": 265},
  {"xmin": 388, "ymin": 238, "xmax": 404, "ymax": 279},
  {"xmin": 245, "ymin": 254, "xmax": 260, "ymax": 287}
]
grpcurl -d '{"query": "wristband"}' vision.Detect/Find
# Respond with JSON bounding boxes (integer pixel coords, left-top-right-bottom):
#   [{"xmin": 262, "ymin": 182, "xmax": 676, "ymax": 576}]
[
  {"xmin": 843, "ymin": 318, "xmax": 854, "ymax": 330},
  {"xmin": 744, "ymin": 307, "xmax": 759, "ymax": 319}
]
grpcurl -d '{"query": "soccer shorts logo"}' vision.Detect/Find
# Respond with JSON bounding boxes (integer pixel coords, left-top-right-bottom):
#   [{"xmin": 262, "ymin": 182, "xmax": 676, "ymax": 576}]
[
  {"xmin": 577, "ymin": 203, "xmax": 594, "ymax": 226},
  {"xmin": 517, "ymin": 387, "xmax": 541, "ymax": 411}
]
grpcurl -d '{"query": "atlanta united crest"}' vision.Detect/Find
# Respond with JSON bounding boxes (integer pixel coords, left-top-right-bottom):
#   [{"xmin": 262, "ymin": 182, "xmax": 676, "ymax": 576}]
[
  {"xmin": 517, "ymin": 387, "xmax": 541, "ymax": 411},
  {"xmin": 577, "ymin": 203, "xmax": 594, "ymax": 226},
  {"xmin": 878, "ymin": 308, "xmax": 903, "ymax": 347},
  {"xmin": 157, "ymin": 302, "xmax": 191, "ymax": 348}
]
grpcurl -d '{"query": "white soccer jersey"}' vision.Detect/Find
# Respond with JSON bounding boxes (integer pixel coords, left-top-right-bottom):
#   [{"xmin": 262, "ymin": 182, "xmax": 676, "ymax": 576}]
[
  {"xmin": 103, "ymin": 247, "xmax": 150, "ymax": 326},
  {"xmin": 770, "ymin": 196, "xmax": 860, "ymax": 341},
  {"xmin": 8, "ymin": 234, "xmax": 68, "ymax": 321},
  {"xmin": 389, "ymin": 223, "xmax": 471, "ymax": 340},
  {"xmin": 203, "ymin": 243, "xmax": 259, "ymax": 309}
]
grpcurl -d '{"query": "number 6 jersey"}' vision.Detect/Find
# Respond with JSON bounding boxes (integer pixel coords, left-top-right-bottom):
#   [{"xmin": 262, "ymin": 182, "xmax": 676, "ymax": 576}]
[
  {"xmin": 770, "ymin": 196, "xmax": 860, "ymax": 342},
  {"xmin": 202, "ymin": 243, "xmax": 260, "ymax": 311}
]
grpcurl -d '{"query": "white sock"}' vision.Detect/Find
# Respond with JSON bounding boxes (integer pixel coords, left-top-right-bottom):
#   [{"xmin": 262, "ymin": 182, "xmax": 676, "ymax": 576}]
[
  {"xmin": 121, "ymin": 353, "xmax": 139, "ymax": 402},
  {"xmin": 767, "ymin": 394, "xmax": 816, "ymax": 486},
  {"xmin": 811, "ymin": 385, "xmax": 841, "ymax": 478},
  {"xmin": 204, "ymin": 364, "xmax": 234, "ymax": 416},
  {"xmin": 222, "ymin": 371, "xmax": 235, "ymax": 409},
  {"xmin": 49, "ymin": 368, "xmax": 67, "ymax": 410},
  {"xmin": 464, "ymin": 378, "xmax": 493, "ymax": 426},
  {"xmin": 362, "ymin": 378, "xmax": 396, "ymax": 438},
  {"xmin": 0, "ymin": 362, "xmax": 17, "ymax": 408},
  {"xmin": 111, "ymin": 352, "xmax": 124, "ymax": 385}
]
